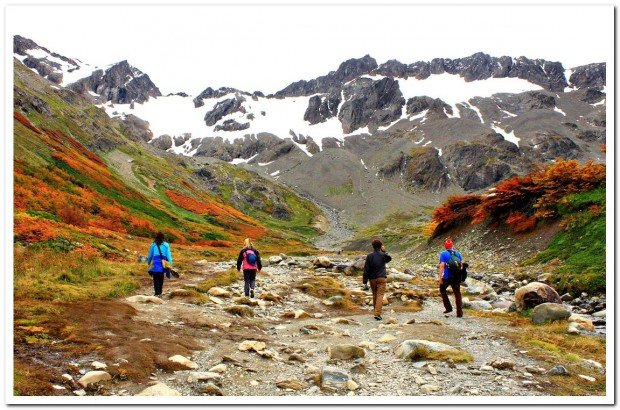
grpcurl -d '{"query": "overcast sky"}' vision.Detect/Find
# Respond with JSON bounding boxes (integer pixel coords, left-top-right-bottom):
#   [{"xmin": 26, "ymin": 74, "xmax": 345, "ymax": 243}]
[{"xmin": 7, "ymin": 5, "xmax": 613, "ymax": 95}]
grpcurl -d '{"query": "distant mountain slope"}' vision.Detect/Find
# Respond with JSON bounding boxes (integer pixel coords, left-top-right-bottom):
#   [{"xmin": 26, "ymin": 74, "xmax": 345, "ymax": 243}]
[{"xmin": 13, "ymin": 59, "xmax": 320, "ymax": 257}]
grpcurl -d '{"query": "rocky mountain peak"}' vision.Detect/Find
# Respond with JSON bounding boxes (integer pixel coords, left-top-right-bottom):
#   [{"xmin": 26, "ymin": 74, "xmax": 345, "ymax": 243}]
[
  {"xmin": 13, "ymin": 35, "xmax": 82, "ymax": 85},
  {"xmin": 68, "ymin": 60, "xmax": 161, "ymax": 104}
]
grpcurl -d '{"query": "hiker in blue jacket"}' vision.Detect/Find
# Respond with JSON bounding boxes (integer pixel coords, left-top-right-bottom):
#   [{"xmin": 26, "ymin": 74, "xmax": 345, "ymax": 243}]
[
  {"xmin": 147, "ymin": 232, "xmax": 173, "ymax": 297},
  {"xmin": 438, "ymin": 238, "xmax": 463, "ymax": 317}
]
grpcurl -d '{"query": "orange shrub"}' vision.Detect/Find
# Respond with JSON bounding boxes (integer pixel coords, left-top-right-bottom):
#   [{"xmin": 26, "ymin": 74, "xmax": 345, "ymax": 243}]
[{"xmin": 14, "ymin": 214, "xmax": 58, "ymax": 243}]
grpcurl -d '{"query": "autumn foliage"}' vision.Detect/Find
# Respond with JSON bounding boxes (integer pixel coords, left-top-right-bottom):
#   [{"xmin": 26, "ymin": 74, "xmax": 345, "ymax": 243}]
[{"xmin": 429, "ymin": 160, "xmax": 606, "ymax": 236}]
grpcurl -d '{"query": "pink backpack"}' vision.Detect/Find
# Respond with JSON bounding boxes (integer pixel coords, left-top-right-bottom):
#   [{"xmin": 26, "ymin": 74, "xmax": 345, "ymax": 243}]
[{"xmin": 242, "ymin": 249, "xmax": 258, "ymax": 270}]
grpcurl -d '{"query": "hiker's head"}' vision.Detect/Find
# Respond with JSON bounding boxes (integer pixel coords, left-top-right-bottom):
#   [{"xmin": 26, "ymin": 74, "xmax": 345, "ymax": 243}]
[
  {"xmin": 444, "ymin": 238, "xmax": 454, "ymax": 249},
  {"xmin": 155, "ymin": 232, "xmax": 165, "ymax": 244},
  {"xmin": 244, "ymin": 238, "xmax": 254, "ymax": 249},
  {"xmin": 372, "ymin": 239, "xmax": 383, "ymax": 251}
]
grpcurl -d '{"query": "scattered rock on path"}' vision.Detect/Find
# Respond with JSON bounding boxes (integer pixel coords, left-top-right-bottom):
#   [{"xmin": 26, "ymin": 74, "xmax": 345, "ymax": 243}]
[
  {"xmin": 395, "ymin": 340, "xmax": 465, "ymax": 362},
  {"xmin": 531, "ymin": 303, "xmax": 570, "ymax": 324},
  {"xmin": 568, "ymin": 314, "xmax": 595, "ymax": 332},
  {"xmin": 321, "ymin": 366, "xmax": 350, "ymax": 389},
  {"xmin": 200, "ymin": 383, "xmax": 223, "ymax": 396},
  {"xmin": 168, "ymin": 355, "xmax": 198, "ymax": 369},
  {"xmin": 126, "ymin": 295, "xmax": 164, "ymax": 304},
  {"xmin": 276, "ymin": 377, "xmax": 306, "ymax": 390},
  {"xmin": 136, "ymin": 383, "xmax": 182, "ymax": 396},
  {"xmin": 268, "ymin": 255, "xmax": 283, "ymax": 265},
  {"xmin": 581, "ymin": 359, "xmax": 605, "ymax": 374},
  {"xmin": 208, "ymin": 287, "xmax": 231, "ymax": 298},
  {"xmin": 208, "ymin": 364, "xmax": 227, "ymax": 373},
  {"xmin": 91, "ymin": 361, "xmax": 107, "ymax": 370},
  {"xmin": 224, "ymin": 305, "xmax": 254, "ymax": 317},
  {"xmin": 313, "ymin": 256, "xmax": 333, "ymax": 268},
  {"xmin": 188, "ymin": 372, "xmax": 222, "ymax": 385},
  {"xmin": 238, "ymin": 340, "xmax": 266, "ymax": 352},
  {"xmin": 77, "ymin": 371, "xmax": 112, "ymax": 388},
  {"xmin": 322, "ymin": 295, "xmax": 343, "ymax": 306},
  {"xmin": 578, "ymin": 374, "xmax": 596, "ymax": 382},
  {"xmin": 378, "ymin": 334, "xmax": 397, "ymax": 343},
  {"xmin": 328, "ymin": 344, "xmax": 366, "ymax": 360}
]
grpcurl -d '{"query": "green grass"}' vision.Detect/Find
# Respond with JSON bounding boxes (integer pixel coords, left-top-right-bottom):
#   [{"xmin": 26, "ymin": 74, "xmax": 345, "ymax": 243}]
[
  {"xmin": 531, "ymin": 187, "xmax": 606, "ymax": 295},
  {"xmin": 327, "ymin": 178, "xmax": 354, "ymax": 196},
  {"xmin": 352, "ymin": 210, "xmax": 434, "ymax": 252}
]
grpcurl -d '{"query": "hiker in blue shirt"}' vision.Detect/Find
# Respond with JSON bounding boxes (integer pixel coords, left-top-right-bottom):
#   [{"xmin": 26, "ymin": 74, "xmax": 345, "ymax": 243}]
[
  {"xmin": 438, "ymin": 238, "xmax": 464, "ymax": 317},
  {"xmin": 147, "ymin": 232, "xmax": 173, "ymax": 297}
]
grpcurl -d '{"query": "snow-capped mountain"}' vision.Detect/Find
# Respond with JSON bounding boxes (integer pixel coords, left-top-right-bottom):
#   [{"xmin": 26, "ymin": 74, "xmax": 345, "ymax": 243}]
[{"xmin": 13, "ymin": 34, "xmax": 606, "ymax": 228}]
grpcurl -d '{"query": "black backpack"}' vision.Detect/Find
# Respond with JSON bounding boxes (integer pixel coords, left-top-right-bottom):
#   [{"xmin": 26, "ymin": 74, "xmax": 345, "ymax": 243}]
[{"xmin": 447, "ymin": 250, "xmax": 462, "ymax": 277}]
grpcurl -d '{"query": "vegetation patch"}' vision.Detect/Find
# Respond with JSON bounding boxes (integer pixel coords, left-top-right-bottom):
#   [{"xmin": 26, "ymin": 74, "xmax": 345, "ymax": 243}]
[{"xmin": 195, "ymin": 268, "xmax": 241, "ymax": 293}]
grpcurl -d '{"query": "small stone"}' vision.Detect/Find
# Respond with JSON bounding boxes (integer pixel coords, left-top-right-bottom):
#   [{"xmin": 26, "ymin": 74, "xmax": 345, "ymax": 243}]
[
  {"xmin": 200, "ymin": 383, "xmax": 223, "ymax": 396},
  {"xmin": 250, "ymin": 380, "xmax": 259, "ymax": 386},
  {"xmin": 189, "ymin": 372, "xmax": 223, "ymax": 385},
  {"xmin": 136, "ymin": 383, "xmax": 182, "ymax": 396},
  {"xmin": 77, "ymin": 371, "xmax": 112, "ymax": 388},
  {"xmin": 52, "ymin": 385, "xmax": 66, "ymax": 390},
  {"xmin": 73, "ymin": 389, "xmax": 86, "ymax": 396},
  {"xmin": 347, "ymin": 380, "xmax": 359, "ymax": 391},
  {"xmin": 578, "ymin": 374, "xmax": 596, "ymax": 382},
  {"xmin": 378, "ymin": 334, "xmax": 397, "ymax": 343},
  {"xmin": 208, "ymin": 364, "xmax": 227, "ymax": 373},
  {"xmin": 406, "ymin": 318, "xmax": 416, "ymax": 325},
  {"xmin": 91, "ymin": 361, "xmax": 107, "ymax": 370},
  {"xmin": 480, "ymin": 365, "xmax": 494, "ymax": 372},
  {"xmin": 238, "ymin": 340, "xmax": 266, "ymax": 352},
  {"xmin": 276, "ymin": 377, "xmax": 306, "ymax": 390},
  {"xmin": 421, "ymin": 384, "xmax": 441, "ymax": 393},
  {"xmin": 61, "ymin": 374, "xmax": 73, "ymax": 382},
  {"xmin": 168, "ymin": 355, "xmax": 198, "ymax": 369},
  {"xmin": 427, "ymin": 365, "xmax": 438, "ymax": 375},
  {"xmin": 328, "ymin": 344, "xmax": 366, "ymax": 360},
  {"xmin": 581, "ymin": 359, "xmax": 605, "ymax": 374},
  {"xmin": 547, "ymin": 365, "xmax": 570, "ymax": 376},
  {"xmin": 207, "ymin": 287, "xmax": 231, "ymax": 297}
]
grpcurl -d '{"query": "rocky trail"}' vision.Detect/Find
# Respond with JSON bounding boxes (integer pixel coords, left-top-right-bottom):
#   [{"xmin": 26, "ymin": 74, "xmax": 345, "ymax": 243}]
[{"xmin": 62, "ymin": 253, "xmax": 607, "ymax": 397}]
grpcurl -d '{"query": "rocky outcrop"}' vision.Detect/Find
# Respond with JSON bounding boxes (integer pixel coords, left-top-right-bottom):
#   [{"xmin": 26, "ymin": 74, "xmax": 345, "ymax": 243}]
[
  {"xmin": 304, "ymin": 92, "xmax": 341, "ymax": 124},
  {"xmin": 525, "ymin": 132, "xmax": 581, "ymax": 162},
  {"xmin": 274, "ymin": 55, "xmax": 378, "ymax": 98},
  {"xmin": 406, "ymin": 96, "xmax": 452, "ymax": 116},
  {"xmin": 204, "ymin": 95, "xmax": 246, "ymax": 126},
  {"xmin": 379, "ymin": 147, "xmax": 449, "ymax": 192},
  {"xmin": 69, "ymin": 60, "xmax": 161, "ymax": 104},
  {"xmin": 214, "ymin": 119, "xmax": 250, "ymax": 132},
  {"xmin": 14, "ymin": 35, "xmax": 81, "ymax": 85},
  {"xmin": 442, "ymin": 134, "xmax": 525, "ymax": 191},
  {"xmin": 569, "ymin": 63, "xmax": 606, "ymax": 90},
  {"xmin": 338, "ymin": 77, "xmax": 405, "ymax": 133},
  {"xmin": 119, "ymin": 114, "xmax": 153, "ymax": 142},
  {"xmin": 494, "ymin": 91, "xmax": 556, "ymax": 114},
  {"xmin": 193, "ymin": 86, "xmax": 250, "ymax": 108},
  {"xmin": 152, "ymin": 134, "xmax": 173, "ymax": 151}
]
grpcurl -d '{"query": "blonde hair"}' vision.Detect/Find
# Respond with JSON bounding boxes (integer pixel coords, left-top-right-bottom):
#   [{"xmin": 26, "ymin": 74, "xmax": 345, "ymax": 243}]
[{"xmin": 243, "ymin": 238, "xmax": 253, "ymax": 249}]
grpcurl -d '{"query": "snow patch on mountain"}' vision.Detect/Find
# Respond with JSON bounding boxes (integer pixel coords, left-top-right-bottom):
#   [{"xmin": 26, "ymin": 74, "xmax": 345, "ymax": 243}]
[{"xmin": 491, "ymin": 124, "xmax": 520, "ymax": 146}]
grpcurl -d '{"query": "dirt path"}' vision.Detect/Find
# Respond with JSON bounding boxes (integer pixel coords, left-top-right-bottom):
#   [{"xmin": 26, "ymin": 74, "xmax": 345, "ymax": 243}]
[{"xmin": 111, "ymin": 255, "xmax": 556, "ymax": 397}]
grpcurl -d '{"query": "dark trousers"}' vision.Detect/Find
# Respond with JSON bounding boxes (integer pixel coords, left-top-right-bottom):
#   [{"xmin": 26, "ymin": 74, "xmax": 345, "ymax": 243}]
[
  {"xmin": 369, "ymin": 277, "xmax": 387, "ymax": 316},
  {"xmin": 439, "ymin": 277, "xmax": 463, "ymax": 316},
  {"xmin": 152, "ymin": 272, "xmax": 164, "ymax": 296},
  {"xmin": 243, "ymin": 269, "xmax": 257, "ymax": 297}
]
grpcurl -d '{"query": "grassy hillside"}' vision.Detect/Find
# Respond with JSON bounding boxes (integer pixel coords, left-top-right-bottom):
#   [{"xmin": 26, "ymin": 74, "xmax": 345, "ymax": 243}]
[{"xmin": 13, "ymin": 60, "xmax": 322, "ymax": 394}]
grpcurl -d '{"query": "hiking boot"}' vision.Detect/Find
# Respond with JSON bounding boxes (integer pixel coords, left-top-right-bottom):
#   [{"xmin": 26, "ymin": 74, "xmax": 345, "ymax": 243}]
[
  {"xmin": 250, "ymin": 289, "xmax": 254, "ymax": 298},
  {"xmin": 374, "ymin": 315, "xmax": 382, "ymax": 321},
  {"xmin": 443, "ymin": 309, "xmax": 453, "ymax": 314}
]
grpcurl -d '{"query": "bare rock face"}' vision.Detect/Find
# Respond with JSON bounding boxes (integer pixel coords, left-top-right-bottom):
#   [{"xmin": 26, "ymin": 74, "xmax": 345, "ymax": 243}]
[
  {"xmin": 569, "ymin": 63, "xmax": 606, "ymax": 90},
  {"xmin": 338, "ymin": 77, "xmax": 405, "ymax": 134},
  {"xmin": 152, "ymin": 134, "xmax": 173, "ymax": 151},
  {"xmin": 514, "ymin": 282, "xmax": 562, "ymax": 310},
  {"xmin": 214, "ymin": 119, "xmax": 250, "ymax": 132},
  {"xmin": 406, "ymin": 96, "xmax": 452, "ymax": 116},
  {"xmin": 14, "ymin": 34, "xmax": 81, "ymax": 85},
  {"xmin": 204, "ymin": 95, "xmax": 246, "ymax": 126},
  {"xmin": 193, "ymin": 86, "xmax": 249, "ymax": 108},
  {"xmin": 304, "ymin": 92, "xmax": 341, "ymax": 125},
  {"xmin": 120, "ymin": 114, "xmax": 153, "ymax": 142}
]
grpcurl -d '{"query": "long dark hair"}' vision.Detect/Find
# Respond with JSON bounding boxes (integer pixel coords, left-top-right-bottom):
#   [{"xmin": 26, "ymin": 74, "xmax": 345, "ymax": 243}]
[{"xmin": 155, "ymin": 232, "xmax": 165, "ymax": 244}]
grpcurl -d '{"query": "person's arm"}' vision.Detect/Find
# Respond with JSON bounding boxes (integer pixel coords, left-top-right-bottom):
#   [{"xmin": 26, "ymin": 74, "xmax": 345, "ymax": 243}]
[
  {"xmin": 147, "ymin": 244, "xmax": 154, "ymax": 265},
  {"xmin": 363, "ymin": 255, "xmax": 370, "ymax": 285},
  {"xmin": 256, "ymin": 250, "xmax": 262, "ymax": 271},
  {"xmin": 438, "ymin": 262, "xmax": 446, "ymax": 284},
  {"xmin": 236, "ymin": 250, "xmax": 244, "ymax": 271}
]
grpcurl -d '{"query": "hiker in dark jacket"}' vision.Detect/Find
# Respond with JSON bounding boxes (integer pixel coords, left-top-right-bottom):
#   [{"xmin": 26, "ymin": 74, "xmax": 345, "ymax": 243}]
[
  {"xmin": 236, "ymin": 238, "xmax": 262, "ymax": 298},
  {"xmin": 438, "ymin": 238, "xmax": 464, "ymax": 317},
  {"xmin": 147, "ymin": 232, "xmax": 173, "ymax": 297},
  {"xmin": 363, "ymin": 239, "xmax": 392, "ymax": 320}
]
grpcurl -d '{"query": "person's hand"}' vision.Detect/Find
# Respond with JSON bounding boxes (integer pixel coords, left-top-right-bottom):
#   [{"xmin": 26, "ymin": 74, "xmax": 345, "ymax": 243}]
[
  {"xmin": 380, "ymin": 245, "xmax": 386, "ymax": 252},
  {"xmin": 438, "ymin": 277, "xmax": 444, "ymax": 285}
]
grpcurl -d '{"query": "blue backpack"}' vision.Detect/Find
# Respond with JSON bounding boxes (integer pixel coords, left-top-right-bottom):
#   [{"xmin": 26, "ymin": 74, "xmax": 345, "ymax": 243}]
[{"xmin": 245, "ymin": 249, "xmax": 258, "ymax": 265}]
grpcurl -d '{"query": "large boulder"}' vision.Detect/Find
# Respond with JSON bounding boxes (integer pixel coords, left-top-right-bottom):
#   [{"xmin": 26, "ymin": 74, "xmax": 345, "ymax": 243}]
[
  {"xmin": 531, "ymin": 302, "xmax": 571, "ymax": 324},
  {"xmin": 328, "ymin": 344, "xmax": 366, "ymax": 360},
  {"xmin": 568, "ymin": 314, "xmax": 595, "ymax": 332},
  {"xmin": 514, "ymin": 282, "xmax": 561, "ymax": 310},
  {"xmin": 395, "ymin": 340, "xmax": 462, "ymax": 361}
]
